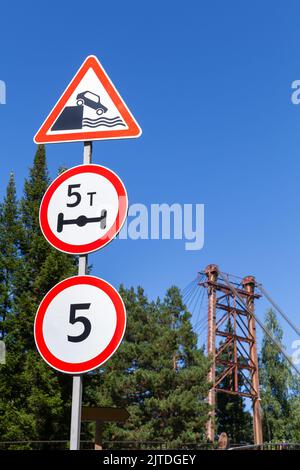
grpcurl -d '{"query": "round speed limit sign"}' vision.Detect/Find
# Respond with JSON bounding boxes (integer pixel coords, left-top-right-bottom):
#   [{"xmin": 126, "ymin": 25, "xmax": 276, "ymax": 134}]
[
  {"xmin": 39, "ymin": 164, "xmax": 128, "ymax": 255},
  {"xmin": 34, "ymin": 276, "xmax": 126, "ymax": 374}
]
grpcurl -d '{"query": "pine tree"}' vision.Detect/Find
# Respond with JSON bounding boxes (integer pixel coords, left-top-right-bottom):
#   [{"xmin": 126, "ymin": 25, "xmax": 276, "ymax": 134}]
[
  {"xmin": 88, "ymin": 286, "xmax": 158, "ymax": 443},
  {"xmin": 288, "ymin": 375, "xmax": 300, "ymax": 442},
  {"xmin": 259, "ymin": 309, "xmax": 291, "ymax": 441},
  {"xmin": 147, "ymin": 286, "xmax": 211, "ymax": 445},
  {"xmin": 0, "ymin": 146, "xmax": 77, "ymax": 442},
  {"xmin": 0, "ymin": 173, "xmax": 20, "ymax": 339}
]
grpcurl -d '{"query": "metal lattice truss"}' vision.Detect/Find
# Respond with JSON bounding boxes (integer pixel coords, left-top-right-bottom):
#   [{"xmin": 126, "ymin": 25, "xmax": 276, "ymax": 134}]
[
  {"xmin": 199, "ymin": 264, "xmax": 263, "ymax": 444},
  {"xmin": 213, "ymin": 286, "xmax": 260, "ymax": 399}
]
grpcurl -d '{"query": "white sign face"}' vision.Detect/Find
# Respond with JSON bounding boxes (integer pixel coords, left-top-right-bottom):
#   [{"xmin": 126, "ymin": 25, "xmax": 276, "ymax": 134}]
[
  {"xmin": 47, "ymin": 172, "xmax": 118, "ymax": 246},
  {"xmin": 51, "ymin": 68, "xmax": 128, "ymax": 134},
  {"xmin": 34, "ymin": 276, "xmax": 126, "ymax": 374},
  {"xmin": 39, "ymin": 164, "xmax": 128, "ymax": 254}
]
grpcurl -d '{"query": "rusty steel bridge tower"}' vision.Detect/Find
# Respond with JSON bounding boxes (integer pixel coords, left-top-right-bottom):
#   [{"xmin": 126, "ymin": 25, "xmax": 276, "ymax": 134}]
[{"xmin": 200, "ymin": 264, "xmax": 263, "ymax": 445}]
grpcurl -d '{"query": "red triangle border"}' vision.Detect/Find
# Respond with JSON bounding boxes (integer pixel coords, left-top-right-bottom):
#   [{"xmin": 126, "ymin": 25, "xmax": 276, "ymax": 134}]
[{"xmin": 34, "ymin": 55, "xmax": 142, "ymax": 144}]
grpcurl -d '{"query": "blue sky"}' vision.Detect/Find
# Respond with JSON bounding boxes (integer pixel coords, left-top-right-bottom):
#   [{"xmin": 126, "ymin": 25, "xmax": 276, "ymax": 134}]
[{"xmin": 1, "ymin": 1, "xmax": 300, "ymax": 354}]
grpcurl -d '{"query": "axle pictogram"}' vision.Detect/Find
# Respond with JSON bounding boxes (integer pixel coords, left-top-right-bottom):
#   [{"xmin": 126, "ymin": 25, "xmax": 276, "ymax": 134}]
[{"xmin": 57, "ymin": 210, "xmax": 107, "ymax": 233}]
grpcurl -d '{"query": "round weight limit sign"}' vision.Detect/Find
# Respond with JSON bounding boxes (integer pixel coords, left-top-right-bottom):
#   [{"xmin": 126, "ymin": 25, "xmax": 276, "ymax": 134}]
[
  {"xmin": 34, "ymin": 276, "xmax": 126, "ymax": 374},
  {"xmin": 39, "ymin": 164, "xmax": 128, "ymax": 254}
]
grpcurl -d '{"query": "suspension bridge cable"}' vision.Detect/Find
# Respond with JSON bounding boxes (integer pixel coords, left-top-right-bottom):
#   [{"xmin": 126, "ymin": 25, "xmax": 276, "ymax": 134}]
[
  {"xmin": 182, "ymin": 285, "xmax": 198, "ymax": 309},
  {"xmin": 197, "ymin": 322, "xmax": 209, "ymax": 340},
  {"xmin": 184, "ymin": 282, "xmax": 200, "ymax": 311},
  {"xmin": 193, "ymin": 313, "xmax": 207, "ymax": 330},
  {"xmin": 218, "ymin": 270, "xmax": 300, "ymax": 376},
  {"xmin": 194, "ymin": 307, "xmax": 209, "ymax": 334},
  {"xmin": 182, "ymin": 279, "xmax": 198, "ymax": 303},
  {"xmin": 194, "ymin": 318, "xmax": 208, "ymax": 336},
  {"xmin": 190, "ymin": 286, "xmax": 204, "ymax": 317},
  {"xmin": 193, "ymin": 290, "xmax": 206, "ymax": 329},
  {"xmin": 182, "ymin": 275, "xmax": 208, "ymax": 345},
  {"xmin": 193, "ymin": 289, "xmax": 205, "ymax": 327},
  {"xmin": 256, "ymin": 282, "xmax": 300, "ymax": 338},
  {"xmin": 197, "ymin": 322, "xmax": 209, "ymax": 349},
  {"xmin": 182, "ymin": 277, "xmax": 197, "ymax": 296}
]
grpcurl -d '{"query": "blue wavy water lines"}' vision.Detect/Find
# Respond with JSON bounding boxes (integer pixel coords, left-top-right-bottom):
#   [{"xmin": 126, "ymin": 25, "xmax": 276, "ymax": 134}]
[{"xmin": 82, "ymin": 115, "xmax": 126, "ymax": 128}]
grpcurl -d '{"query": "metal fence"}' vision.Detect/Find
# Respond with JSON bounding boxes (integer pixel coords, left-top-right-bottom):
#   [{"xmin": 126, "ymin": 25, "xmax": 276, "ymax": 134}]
[
  {"xmin": 0, "ymin": 440, "xmax": 213, "ymax": 451},
  {"xmin": 101, "ymin": 441, "xmax": 214, "ymax": 450},
  {"xmin": 0, "ymin": 440, "xmax": 93, "ymax": 450},
  {"xmin": 1, "ymin": 440, "xmax": 299, "ymax": 450},
  {"xmin": 228, "ymin": 443, "xmax": 300, "ymax": 451}
]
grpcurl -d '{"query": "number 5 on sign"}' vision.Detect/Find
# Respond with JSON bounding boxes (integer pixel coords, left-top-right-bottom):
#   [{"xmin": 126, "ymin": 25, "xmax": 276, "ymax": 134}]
[
  {"xmin": 34, "ymin": 276, "xmax": 126, "ymax": 374},
  {"xmin": 67, "ymin": 303, "xmax": 91, "ymax": 343}
]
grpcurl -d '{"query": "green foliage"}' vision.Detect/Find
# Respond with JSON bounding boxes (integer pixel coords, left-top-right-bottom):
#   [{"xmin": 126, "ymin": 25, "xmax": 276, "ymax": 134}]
[
  {"xmin": 259, "ymin": 309, "xmax": 300, "ymax": 442},
  {"xmin": 94, "ymin": 286, "xmax": 211, "ymax": 446},
  {"xmin": 286, "ymin": 375, "xmax": 300, "ymax": 442},
  {"xmin": 0, "ymin": 173, "xmax": 21, "ymax": 339}
]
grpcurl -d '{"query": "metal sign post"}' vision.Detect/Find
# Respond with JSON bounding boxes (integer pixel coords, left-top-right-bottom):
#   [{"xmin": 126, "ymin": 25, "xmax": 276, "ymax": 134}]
[
  {"xmin": 70, "ymin": 141, "xmax": 91, "ymax": 450},
  {"xmin": 70, "ymin": 375, "xmax": 83, "ymax": 450}
]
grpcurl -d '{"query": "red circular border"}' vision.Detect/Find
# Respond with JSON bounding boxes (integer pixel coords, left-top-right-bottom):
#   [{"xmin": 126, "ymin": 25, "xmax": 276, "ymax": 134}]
[
  {"xmin": 39, "ymin": 164, "xmax": 128, "ymax": 254},
  {"xmin": 34, "ymin": 276, "xmax": 126, "ymax": 374}
]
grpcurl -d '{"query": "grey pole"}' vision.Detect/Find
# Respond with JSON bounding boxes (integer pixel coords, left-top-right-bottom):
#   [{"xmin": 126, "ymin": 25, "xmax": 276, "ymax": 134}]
[
  {"xmin": 70, "ymin": 375, "xmax": 83, "ymax": 450},
  {"xmin": 70, "ymin": 141, "xmax": 93, "ymax": 450}
]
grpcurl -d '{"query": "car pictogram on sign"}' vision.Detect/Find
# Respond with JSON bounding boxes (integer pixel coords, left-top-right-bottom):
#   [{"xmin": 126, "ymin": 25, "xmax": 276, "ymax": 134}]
[{"xmin": 76, "ymin": 91, "xmax": 108, "ymax": 115}]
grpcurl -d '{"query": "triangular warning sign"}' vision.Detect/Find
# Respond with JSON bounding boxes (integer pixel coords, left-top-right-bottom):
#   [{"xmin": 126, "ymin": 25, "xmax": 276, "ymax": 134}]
[{"xmin": 34, "ymin": 55, "xmax": 142, "ymax": 144}]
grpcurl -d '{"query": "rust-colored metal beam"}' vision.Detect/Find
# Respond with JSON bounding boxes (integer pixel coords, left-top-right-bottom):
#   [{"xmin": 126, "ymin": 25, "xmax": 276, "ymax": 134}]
[
  {"xmin": 215, "ymin": 330, "xmax": 253, "ymax": 344},
  {"xmin": 216, "ymin": 302, "xmax": 249, "ymax": 317},
  {"xmin": 216, "ymin": 359, "xmax": 255, "ymax": 372},
  {"xmin": 242, "ymin": 276, "xmax": 263, "ymax": 445},
  {"xmin": 205, "ymin": 264, "xmax": 218, "ymax": 442},
  {"xmin": 215, "ymin": 388, "xmax": 255, "ymax": 399},
  {"xmin": 215, "ymin": 337, "xmax": 234, "ymax": 359},
  {"xmin": 215, "ymin": 364, "xmax": 235, "ymax": 387},
  {"xmin": 200, "ymin": 280, "xmax": 261, "ymax": 299}
]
